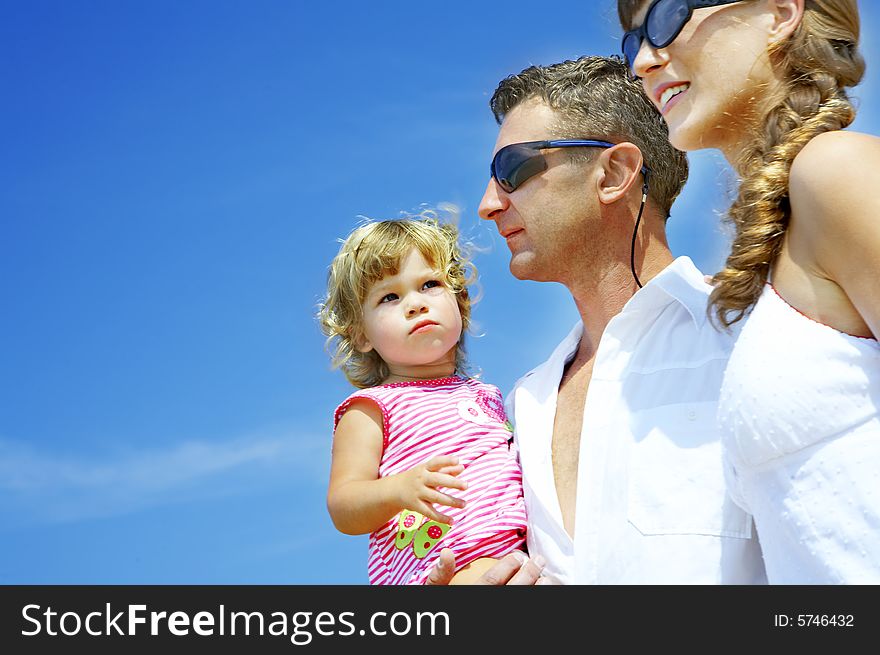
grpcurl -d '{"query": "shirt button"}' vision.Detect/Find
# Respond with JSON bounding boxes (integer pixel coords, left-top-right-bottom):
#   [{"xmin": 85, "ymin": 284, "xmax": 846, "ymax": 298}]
[{"xmin": 687, "ymin": 410, "xmax": 696, "ymax": 421}]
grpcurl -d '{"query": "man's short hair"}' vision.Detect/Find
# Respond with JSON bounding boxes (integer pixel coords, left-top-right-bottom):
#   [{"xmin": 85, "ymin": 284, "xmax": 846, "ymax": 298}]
[{"xmin": 490, "ymin": 55, "xmax": 688, "ymax": 218}]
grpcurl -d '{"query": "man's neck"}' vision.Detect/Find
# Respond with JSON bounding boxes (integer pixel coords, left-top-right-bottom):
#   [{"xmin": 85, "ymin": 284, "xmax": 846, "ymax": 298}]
[{"xmin": 567, "ymin": 243, "xmax": 674, "ymax": 360}]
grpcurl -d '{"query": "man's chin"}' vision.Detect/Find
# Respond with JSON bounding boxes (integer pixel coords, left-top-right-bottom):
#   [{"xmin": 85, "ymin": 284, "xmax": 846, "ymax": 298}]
[{"xmin": 509, "ymin": 257, "xmax": 545, "ymax": 282}]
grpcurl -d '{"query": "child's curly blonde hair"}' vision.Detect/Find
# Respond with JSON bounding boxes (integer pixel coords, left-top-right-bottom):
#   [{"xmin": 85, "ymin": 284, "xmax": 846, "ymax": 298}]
[{"xmin": 318, "ymin": 214, "xmax": 476, "ymax": 389}]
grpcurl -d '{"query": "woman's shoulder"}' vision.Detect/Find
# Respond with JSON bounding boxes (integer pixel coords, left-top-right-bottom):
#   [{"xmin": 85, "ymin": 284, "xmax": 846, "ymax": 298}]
[
  {"xmin": 790, "ymin": 131, "xmax": 880, "ymax": 221},
  {"xmin": 792, "ymin": 130, "xmax": 880, "ymax": 185}
]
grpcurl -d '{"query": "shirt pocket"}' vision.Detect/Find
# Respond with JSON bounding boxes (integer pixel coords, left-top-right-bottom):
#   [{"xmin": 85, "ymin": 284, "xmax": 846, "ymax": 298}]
[{"xmin": 626, "ymin": 402, "xmax": 752, "ymax": 539}]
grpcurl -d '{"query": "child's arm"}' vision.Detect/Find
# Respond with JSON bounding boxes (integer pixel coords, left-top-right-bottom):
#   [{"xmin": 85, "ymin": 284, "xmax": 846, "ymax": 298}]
[{"xmin": 327, "ymin": 398, "xmax": 468, "ymax": 535}]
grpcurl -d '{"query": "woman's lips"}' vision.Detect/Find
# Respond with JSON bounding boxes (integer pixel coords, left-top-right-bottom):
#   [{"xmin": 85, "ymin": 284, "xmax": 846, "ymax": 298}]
[
  {"xmin": 655, "ymin": 81, "xmax": 690, "ymax": 114},
  {"xmin": 662, "ymin": 89, "xmax": 687, "ymax": 115}
]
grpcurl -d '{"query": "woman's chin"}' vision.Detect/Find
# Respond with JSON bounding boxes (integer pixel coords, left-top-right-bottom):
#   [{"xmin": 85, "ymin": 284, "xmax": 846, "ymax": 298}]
[{"xmin": 667, "ymin": 120, "xmax": 708, "ymax": 153}]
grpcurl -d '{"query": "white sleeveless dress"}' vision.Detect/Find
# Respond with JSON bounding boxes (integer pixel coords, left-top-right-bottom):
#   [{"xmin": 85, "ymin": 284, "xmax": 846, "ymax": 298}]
[{"xmin": 718, "ymin": 282, "xmax": 880, "ymax": 583}]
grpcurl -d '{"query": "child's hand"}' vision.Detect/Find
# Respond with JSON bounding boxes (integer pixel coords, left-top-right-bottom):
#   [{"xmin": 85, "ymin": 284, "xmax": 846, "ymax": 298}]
[{"xmin": 391, "ymin": 455, "xmax": 468, "ymax": 525}]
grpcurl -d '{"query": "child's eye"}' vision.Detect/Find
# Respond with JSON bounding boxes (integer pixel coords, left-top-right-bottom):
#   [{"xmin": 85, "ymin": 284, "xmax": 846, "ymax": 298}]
[
  {"xmin": 379, "ymin": 293, "xmax": 398, "ymax": 304},
  {"xmin": 423, "ymin": 279, "xmax": 443, "ymax": 290}
]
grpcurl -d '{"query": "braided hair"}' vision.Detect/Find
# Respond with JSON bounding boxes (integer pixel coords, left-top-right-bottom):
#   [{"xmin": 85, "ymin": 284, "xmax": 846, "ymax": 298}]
[{"xmin": 709, "ymin": 0, "xmax": 864, "ymax": 327}]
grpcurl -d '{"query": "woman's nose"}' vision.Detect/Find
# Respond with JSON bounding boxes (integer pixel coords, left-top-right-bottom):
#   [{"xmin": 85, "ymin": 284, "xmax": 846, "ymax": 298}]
[{"xmin": 632, "ymin": 38, "xmax": 668, "ymax": 80}]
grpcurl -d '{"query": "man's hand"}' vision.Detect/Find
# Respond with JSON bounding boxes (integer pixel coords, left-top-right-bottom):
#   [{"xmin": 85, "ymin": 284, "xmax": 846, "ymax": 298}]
[
  {"xmin": 425, "ymin": 549, "xmax": 550, "ymax": 585},
  {"xmin": 390, "ymin": 456, "xmax": 467, "ymax": 525}
]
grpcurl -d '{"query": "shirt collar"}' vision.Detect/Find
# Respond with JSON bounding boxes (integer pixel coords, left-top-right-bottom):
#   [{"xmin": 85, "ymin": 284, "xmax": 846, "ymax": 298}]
[{"xmin": 622, "ymin": 256, "xmax": 711, "ymax": 329}]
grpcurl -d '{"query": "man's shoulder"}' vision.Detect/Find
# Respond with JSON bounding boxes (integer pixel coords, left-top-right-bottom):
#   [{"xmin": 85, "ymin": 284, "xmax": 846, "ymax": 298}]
[
  {"xmin": 636, "ymin": 257, "xmax": 741, "ymax": 344},
  {"xmin": 620, "ymin": 261, "xmax": 741, "ymax": 374},
  {"xmin": 636, "ymin": 257, "xmax": 712, "ymax": 323},
  {"xmin": 632, "ymin": 293, "xmax": 737, "ymax": 365}
]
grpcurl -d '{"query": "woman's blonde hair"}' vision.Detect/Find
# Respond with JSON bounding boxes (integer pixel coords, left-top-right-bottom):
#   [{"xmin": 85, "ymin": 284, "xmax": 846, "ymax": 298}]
[
  {"xmin": 317, "ymin": 213, "xmax": 476, "ymax": 388},
  {"xmin": 709, "ymin": 0, "xmax": 865, "ymax": 327}
]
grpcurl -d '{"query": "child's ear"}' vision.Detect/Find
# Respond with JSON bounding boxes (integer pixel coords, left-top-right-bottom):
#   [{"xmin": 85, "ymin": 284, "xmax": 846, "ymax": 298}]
[{"xmin": 352, "ymin": 328, "xmax": 373, "ymax": 354}]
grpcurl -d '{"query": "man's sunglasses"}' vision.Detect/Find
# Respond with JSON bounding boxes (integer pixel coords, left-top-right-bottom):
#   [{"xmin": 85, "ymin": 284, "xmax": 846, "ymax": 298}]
[
  {"xmin": 490, "ymin": 139, "xmax": 653, "ymax": 289},
  {"xmin": 490, "ymin": 139, "xmax": 649, "ymax": 193},
  {"xmin": 621, "ymin": 0, "xmax": 745, "ymax": 77}
]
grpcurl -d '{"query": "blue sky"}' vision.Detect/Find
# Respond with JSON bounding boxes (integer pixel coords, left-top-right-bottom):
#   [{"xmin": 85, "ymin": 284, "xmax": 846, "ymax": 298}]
[{"xmin": 2, "ymin": 1, "xmax": 877, "ymax": 584}]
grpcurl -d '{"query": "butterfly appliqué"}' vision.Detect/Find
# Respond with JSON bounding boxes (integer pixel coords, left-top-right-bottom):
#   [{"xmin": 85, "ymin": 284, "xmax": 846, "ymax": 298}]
[{"xmin": 394, "ymin": 510, "xmax": 450, "ymax": 559}]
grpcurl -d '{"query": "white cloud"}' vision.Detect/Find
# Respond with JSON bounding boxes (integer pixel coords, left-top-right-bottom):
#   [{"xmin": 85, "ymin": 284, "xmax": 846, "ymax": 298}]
[{"xmin": 0, "ymin": 429, "xmax": 329, "ymax": 524}]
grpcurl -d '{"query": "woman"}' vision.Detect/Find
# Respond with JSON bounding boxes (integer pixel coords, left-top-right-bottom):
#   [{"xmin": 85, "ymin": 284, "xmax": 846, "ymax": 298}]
[{"xmin": 618, "ymin": 0, "xmax": 879, "ymax": 583}]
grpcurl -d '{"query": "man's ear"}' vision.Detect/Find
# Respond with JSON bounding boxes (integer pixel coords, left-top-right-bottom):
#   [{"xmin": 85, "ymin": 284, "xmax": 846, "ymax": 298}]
[
  {"xmin": 596, "ymin": 142, "xmax": 645, "ymax": 206},
  {"xmin": 767, "ymin": 0, "xmax": 804, "ymax": 45}
]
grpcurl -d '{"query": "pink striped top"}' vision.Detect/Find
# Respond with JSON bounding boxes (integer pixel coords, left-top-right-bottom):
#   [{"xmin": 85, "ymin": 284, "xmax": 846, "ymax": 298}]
[{"xmin": 334, "ymin": 376, "xmax": 527, "ymax": 585}]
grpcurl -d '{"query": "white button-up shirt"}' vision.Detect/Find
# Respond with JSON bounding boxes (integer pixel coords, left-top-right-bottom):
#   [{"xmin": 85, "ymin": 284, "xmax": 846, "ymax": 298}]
[{"xmin": 507, "ymin": 257, "xmax": 766, "ymax": 584}]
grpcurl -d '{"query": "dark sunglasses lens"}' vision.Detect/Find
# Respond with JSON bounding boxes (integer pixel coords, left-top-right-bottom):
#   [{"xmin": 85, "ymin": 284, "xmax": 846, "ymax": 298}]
[
  {"xmin": 622, "ymin": 32, "xmax": 642, "ymax": 73},
  {"xmin": 494, "ymin": 145, "xmax": 546, "ymax": 193},
  {"xmin": 646, "ymin": 0, "xmax": 690, "ymax": 47}
]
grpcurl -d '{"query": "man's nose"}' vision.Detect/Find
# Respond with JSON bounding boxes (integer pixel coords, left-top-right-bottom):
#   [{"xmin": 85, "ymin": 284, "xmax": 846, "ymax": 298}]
[{"xmin": 478, "ymin": 178, "xmax": 509, "ymax": 221}]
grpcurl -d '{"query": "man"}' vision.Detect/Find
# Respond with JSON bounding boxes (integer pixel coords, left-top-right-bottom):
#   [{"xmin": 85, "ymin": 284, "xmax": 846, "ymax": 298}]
[{"xmin": 429, "ymin": 56, "xmax": 765, "ymax": 584}]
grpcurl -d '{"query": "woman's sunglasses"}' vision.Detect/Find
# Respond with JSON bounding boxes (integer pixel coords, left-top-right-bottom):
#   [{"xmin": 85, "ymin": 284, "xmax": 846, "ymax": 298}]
[
  {"xmin": 621, "ymin": 0, "xmax": 745, "ymax": 77},
  {"xmin": 490, "ymin": 139, "xmax": 649, "ymax": 193}
]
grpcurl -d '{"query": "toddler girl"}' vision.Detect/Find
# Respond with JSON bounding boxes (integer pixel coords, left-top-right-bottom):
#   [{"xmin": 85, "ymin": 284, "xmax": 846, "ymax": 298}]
[{"xmin": 318, "ymin": 215, "xmax": 527, "ymax": 585}]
